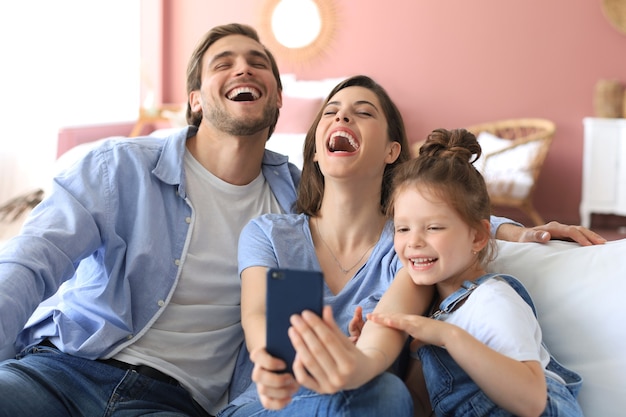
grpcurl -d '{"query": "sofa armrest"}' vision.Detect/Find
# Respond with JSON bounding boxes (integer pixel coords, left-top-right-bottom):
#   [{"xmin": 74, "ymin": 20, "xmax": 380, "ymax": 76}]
[{"xmin": 488, "ymin": 239, "xmax": 626, "ymax": 417}]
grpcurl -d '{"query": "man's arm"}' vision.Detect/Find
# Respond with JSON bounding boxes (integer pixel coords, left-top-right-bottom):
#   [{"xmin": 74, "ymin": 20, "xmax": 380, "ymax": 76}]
[{"xmin": 495, "ymin": 220, "xmax": 607, "ymax": 246}]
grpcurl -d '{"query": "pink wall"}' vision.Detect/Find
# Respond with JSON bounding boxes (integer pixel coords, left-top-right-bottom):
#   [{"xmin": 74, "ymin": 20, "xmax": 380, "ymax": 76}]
[{"xmin": 148, "ymin": 0, "xmax": 626, "ymax": 226}]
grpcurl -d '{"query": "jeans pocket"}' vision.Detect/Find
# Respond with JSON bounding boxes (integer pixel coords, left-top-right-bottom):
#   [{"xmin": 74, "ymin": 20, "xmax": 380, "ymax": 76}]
[{"xmin": 543, "ymin": 377, "xmax": 584, "ymax": 417}]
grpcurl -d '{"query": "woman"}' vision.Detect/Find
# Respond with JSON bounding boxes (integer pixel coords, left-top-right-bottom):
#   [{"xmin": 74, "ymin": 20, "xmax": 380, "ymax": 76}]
[{"xmin": 220, "ymin": 74, "xmax": 416, "ymax": 417}]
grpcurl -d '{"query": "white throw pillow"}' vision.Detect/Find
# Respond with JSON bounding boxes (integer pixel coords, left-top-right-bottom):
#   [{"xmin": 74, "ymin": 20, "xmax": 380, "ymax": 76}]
[
  {"xmin": 266, "ymin": 133, "xmax": 306, "ymax": 169},
  {"xmin": 280, "ymin": 74, "xmax": 346, "ymax": 99},
  {"xmin": 476, "ymin": 131, "xmax": 542, "ymax": 199},
  {"xmin": 488, "ymin": 239, "xmax": 626, "ymax": 417}
]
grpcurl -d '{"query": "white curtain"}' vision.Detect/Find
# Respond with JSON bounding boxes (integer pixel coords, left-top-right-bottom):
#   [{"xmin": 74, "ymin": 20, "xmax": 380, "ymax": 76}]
[{"xmin": 0, "ymin": 1, "xmax": 140, "ymax": 203}]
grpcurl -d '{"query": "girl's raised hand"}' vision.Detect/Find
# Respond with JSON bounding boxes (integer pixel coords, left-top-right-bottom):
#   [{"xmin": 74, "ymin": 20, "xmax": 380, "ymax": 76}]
[{"xmin": 348, "ymin": 305, "xmax": 364, "ymax": 343}]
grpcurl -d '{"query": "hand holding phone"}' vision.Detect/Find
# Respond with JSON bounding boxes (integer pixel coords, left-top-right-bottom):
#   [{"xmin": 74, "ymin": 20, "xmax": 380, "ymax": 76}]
[{"xmin": 266, "ymin": 268, "xmax": 323, "ymax": 374}]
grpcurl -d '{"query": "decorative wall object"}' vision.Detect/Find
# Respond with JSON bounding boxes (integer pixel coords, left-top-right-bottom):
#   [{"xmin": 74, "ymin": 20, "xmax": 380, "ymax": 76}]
[
  {"xmin": 258, "ymin": 0, "xmax": 337, "ymax": 65},
  {"xmin": 594, "ymin": 79, "xmax": 624, "ymax": 118}
]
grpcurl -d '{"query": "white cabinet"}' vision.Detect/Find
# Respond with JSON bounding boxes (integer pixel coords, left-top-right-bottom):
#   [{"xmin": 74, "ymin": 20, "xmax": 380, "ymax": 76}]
[{"xmin": 580, "ymin": 117, "xmax": 626, "ymax": 227}]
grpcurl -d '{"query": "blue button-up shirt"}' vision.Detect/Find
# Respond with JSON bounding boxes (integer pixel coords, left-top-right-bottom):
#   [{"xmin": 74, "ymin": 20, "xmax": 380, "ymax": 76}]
[{"xmin": 0, "ymin": 126, "xmax": 300, "ymax": 358}]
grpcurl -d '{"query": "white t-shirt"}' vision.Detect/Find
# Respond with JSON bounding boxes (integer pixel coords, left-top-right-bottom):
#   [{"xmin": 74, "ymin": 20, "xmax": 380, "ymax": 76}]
[
  {"xmin": 444, "ymin": 278, "xmax": 551, "ymax": 368},
  {"xmin": 114, "ymin": 151, "xmax": 282, "ymax": 415}
]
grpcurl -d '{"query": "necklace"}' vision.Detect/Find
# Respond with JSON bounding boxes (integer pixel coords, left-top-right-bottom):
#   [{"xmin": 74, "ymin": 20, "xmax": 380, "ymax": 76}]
[{"xmin": 314, "ymin": 218, "xmax": 377, "ymax": 275}]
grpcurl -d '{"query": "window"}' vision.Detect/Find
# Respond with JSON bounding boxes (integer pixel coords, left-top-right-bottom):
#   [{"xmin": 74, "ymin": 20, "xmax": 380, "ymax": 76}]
[{"xmin": 0, "ymin": 1, "xmax": 140, "ymax": 200}]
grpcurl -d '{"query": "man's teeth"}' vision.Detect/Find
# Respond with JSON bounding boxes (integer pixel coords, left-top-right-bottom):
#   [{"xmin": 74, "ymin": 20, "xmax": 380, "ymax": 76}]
[
  {"xmin": 329, "ymin": 131, "xmax": 359, "ymax": 152},
  {"xmin": 227, "ymin": 87, "xmax": 260, "ymax": 100},
  {"xmin": 411, "ymin": 257, "xmax": 436, "ymax": 266}
]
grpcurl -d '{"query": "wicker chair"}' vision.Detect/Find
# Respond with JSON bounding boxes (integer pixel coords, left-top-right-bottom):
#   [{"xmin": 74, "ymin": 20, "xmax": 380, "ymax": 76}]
[
  {"xmin": 412, "ymin": 118, "xmax": 555, "ymax": 226},
  {"xmin": 465, "ymin": 118, "xmax": 556, "ymax": 226}
]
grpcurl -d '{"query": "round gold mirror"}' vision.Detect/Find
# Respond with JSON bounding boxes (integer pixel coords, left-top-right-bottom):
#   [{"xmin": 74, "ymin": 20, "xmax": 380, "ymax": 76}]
[{"xmin": 259, "ymin": 0, "xmax": 337, "ymax": 64}]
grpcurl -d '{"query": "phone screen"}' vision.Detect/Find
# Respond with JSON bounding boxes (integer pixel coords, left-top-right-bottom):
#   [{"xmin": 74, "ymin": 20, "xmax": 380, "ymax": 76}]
[{"xmin": 266, "ymin": 268, "xmax": 324, "ymax": 374}]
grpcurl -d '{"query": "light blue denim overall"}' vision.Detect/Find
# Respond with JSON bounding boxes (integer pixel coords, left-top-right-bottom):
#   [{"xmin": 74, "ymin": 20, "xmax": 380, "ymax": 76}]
[{"xmin": 417, "ymin": 273, "xmax": 584, "ymax": 416}]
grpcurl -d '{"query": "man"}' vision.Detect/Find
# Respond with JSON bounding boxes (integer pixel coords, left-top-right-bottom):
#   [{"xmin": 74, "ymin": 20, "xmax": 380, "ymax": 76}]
[
  {"xmin": 0, "ymin": 23, "xmax": 296, "ymax": 417},
  {"xmin": 0, "ymin": 23, "xmax": 605, "ymax": 417}
]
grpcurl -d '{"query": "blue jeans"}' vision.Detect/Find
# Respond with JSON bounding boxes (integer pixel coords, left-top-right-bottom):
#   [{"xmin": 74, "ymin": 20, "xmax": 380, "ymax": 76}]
[
  {"xmin": 0, "ymin": 343, "xmax": 211, "ymax": 417},
  {"xmin": 217, "ymin": 372, "xmax": 413, "ymax": 417},
  {"xmin": 419, "ymin": 344, "xmax": 583, "ymax": 416}
]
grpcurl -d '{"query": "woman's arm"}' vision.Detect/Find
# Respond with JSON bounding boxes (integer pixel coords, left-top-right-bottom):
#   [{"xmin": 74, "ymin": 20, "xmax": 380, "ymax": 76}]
[
  {"xmin": 352, "ymin": 268, "xmax": 432, "ymax": 385},
  {"xmin": 241, "ymin": 266, "xmax": 300, "ymax": 410},
  {"xmin": 240, "ymin": 266, "xmax": 271, "ymax": 360},
  {"xmin": 496, "ymin": 220, "xmax": 606, "ymax": 246}
]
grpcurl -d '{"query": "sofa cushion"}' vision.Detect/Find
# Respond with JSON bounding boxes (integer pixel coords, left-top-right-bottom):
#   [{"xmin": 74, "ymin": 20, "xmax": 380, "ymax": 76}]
[{"xmin": 488, "ymin": 239, "xmax": 626, "ymax": 417}]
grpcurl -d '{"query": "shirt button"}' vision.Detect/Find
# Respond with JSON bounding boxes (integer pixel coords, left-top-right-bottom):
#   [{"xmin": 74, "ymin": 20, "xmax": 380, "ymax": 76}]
[
  {"xmin": 157, "ymin": 300, "xmax": 165, "ymax": 307},
  {"xmin": 185, "ymin": 217, "xmax": 191, "ymax": 224},
  {"xmin": 174, "ymin": 259, "xmax": 181, "ymax": 266}
]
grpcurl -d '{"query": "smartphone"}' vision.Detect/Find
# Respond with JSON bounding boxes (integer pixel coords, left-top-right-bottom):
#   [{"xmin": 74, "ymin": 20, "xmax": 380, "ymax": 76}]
[{"xmin": 266, "ymin": 268, "xmax": 324, "ymax": 374}]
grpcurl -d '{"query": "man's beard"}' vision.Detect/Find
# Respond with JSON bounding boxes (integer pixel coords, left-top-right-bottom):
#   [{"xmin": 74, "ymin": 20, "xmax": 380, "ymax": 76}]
[{"xmin": 204, "ymin": 98, "xmax": 277, "ymax": 137}]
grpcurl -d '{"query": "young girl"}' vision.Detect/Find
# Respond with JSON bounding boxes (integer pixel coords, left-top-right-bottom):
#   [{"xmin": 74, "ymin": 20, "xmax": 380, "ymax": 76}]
[{"xmin": 350, "ymin": 128, "xmax": 584, "ymax": 416}]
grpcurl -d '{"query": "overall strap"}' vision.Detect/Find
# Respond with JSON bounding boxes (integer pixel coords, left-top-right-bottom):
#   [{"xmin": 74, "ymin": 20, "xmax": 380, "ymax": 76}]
[{"xmin": 431, "ymin": 273, "xmax": 501, "ymax": 320}]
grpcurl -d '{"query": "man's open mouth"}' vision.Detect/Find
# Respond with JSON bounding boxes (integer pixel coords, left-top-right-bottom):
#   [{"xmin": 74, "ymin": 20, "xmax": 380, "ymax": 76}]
[{"xmin": 227, "ymin": 86, "xmax": 261, "ymax": 102}]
